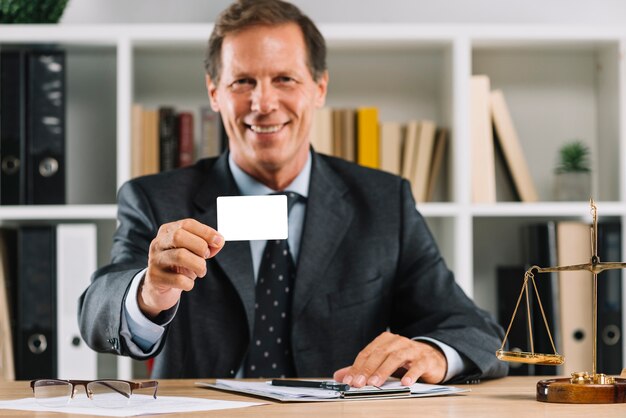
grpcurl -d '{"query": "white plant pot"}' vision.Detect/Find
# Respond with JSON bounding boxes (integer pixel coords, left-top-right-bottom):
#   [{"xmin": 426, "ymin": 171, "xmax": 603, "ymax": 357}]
[{"xmin": 554, "ymin": 171, "xmax": 592, "ymax": 201}]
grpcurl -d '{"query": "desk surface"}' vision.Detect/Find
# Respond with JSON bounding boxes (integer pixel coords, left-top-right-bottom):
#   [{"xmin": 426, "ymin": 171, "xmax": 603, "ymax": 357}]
[{"xmin": 1, "ymin": 376, "xmax": 624, "ymax": 417}]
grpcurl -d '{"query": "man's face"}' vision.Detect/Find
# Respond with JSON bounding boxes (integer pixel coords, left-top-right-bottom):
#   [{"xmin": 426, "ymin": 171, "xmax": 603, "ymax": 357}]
[{"xmin": 207, "ymin": 23, "xmax": 328, "ymax": 183}]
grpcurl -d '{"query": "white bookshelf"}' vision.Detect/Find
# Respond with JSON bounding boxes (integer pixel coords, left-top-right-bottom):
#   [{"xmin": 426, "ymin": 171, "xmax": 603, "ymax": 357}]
[{"xmin": 2, "ymin": 23, "xmax": 625, "ymax": 378}]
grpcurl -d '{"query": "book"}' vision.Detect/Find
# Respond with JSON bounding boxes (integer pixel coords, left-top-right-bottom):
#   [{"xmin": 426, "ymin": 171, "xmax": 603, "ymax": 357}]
[
  {"xmin": 159, "ymin": 107, "xmax": 178, "ymax": 172},
  {"xmin": 309, "ymin": 107, "xmax": 333, "ymax": 155},
  {"xmin": 556, "ymin": 221, "xmax": 593, "ymax": 376},
  {"xmin": 379, "ymin": 121, "xmax": 403, "ymax": 176},
  {"xmin": 142, "ymin": 108, "xmax": 160, "ymax": 176},
  {"xmin": 425, "ymin": 128, "xmax": 448, "ymax": 202},
  {"xmin": 56, "ymin": 224, "xmax": 97, "ymax": 379},
  {"xmin": 131, "ymin": 104, "xmax": 144, "ymax": 178},
  {"xmin": 356, "ymin": 107, "xmax": 379, "ymax": 169},
  {"xmin": 401, "ymin": 120, "xmax": 420, "ymax": 181},
  {"xmin": 198, "ymin": 379, "xmax": 466, "ymax": 402},
  {"xmin": 332, "ymin": 109, "xmax": 344, "ymax": 159},
  {"xmin": 596, "ymin": 222, "xmax": 622, "ymax": 375},
  {"xmin": 412, "ymin": 120, "xmax": 437, "ymax": 202},
  {"xmin": 490, "ymin": 89, "xmax": 538, "ymax": 202},
  {"xmin": 493, "ymin": 137, "xmax": 520, "ymax": 202},
  {"xmin": 198, "ymin": 106, "xmax": 222, "ymax": 159},
  {"xmin": 341, "ymin": 109, "xmax": 356, "ymax": 162},
  {"xmin": 332, "ymin": 108, "xmax": 356, "ymax": 163},
  {"xmin": 0, "ymin": 230, "xmax": 16, "ymax": 380},
  {"xmin": 470, "ymin": 75, "xmax": 496, "ymax": 203},
  {"xmin": 177, "ymin": 111, "xmax": 195, "ymax": 168}
]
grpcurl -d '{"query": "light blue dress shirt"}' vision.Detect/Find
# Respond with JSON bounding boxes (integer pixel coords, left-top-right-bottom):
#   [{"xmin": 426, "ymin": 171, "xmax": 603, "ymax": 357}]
[{"xmin": 120, "ymin": 151, "xmax": 465, "ymax": 381}]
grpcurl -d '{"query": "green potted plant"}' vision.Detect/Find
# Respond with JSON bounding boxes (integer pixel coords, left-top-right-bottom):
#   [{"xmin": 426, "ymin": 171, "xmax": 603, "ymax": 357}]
[
  {"xmin": 0, "ymin": 0, "xmax": 69, "ymax": 23},
  {"xmin": 554, "ymin": 140, "xmax": 592, "ymax": 201}
]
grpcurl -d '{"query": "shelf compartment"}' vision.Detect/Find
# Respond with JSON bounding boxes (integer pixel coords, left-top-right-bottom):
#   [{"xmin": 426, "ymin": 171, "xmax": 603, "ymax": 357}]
[{"xmin": 472, "ymin": 40, "xmax": 621, "ymax": 203}]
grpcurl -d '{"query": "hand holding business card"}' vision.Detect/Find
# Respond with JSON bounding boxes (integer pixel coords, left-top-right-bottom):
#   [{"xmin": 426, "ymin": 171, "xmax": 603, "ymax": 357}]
[{"xmin": 217, "ymin": 195, "xmax": 288, "ymax": 241}]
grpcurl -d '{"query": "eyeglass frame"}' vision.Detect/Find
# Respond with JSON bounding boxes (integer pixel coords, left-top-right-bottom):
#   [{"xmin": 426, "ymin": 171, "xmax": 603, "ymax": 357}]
[{"xmin": 30, "ymin": 379, "xmax": 159, "ymax": 404}]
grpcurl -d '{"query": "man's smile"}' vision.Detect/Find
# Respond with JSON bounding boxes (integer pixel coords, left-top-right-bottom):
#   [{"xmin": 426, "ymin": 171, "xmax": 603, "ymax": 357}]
[{"xmin": 248, "ymin": 123, "xmax": 287, "ymax": 134}]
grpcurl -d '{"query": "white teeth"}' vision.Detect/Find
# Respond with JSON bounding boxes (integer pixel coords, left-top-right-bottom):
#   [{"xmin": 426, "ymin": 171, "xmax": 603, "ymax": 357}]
[{"xmin": 250, "ymin": 124, "xmax": 282, "ymax": 133}]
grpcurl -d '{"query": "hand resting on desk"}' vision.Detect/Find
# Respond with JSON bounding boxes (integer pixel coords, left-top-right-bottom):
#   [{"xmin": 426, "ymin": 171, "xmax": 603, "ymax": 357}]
[
  {"xmin": 333, "ymin": 332, "xmax": 447, "ymax": 387},
  {"xmin": 138, "ymin": 218, "xmax": 225, "ymax": 319}
]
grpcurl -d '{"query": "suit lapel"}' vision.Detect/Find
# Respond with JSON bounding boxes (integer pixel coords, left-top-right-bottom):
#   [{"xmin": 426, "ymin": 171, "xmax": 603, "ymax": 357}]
[
  {"xmin": 193, "ymin": 154, "xmax": 257, "ymax": 337},
  {"xmin": 293, "ymin": 154, "xmax": 353, "ymax": 322}
]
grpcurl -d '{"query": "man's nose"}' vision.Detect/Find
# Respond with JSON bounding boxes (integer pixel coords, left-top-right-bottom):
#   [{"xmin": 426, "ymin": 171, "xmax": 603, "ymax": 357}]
[{"xmin": 251, "ymin": 81, "xmax": 278, "ymax": 114}]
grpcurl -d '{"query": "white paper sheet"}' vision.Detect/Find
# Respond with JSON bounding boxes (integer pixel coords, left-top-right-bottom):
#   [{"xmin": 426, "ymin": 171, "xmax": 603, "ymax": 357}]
[
  {"xmin": 197, "ymin": 379, "xmax": 468, "ymax": 402},
  {"xmin": 217, "ymin": 195, "xmax": 288, "ymax": 241},
  {"xmin": 0, "ymin": 394, "xmax": 265, "ymax": 417}
]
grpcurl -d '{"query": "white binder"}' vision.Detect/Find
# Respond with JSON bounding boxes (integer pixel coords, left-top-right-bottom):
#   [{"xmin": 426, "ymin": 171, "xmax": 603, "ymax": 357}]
[{"xmin": 56, "ymin": 224, "xmax": 97, "ymax": 379}]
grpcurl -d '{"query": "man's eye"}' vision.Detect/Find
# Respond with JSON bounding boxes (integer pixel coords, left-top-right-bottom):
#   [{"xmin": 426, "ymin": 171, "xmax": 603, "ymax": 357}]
[
  {"xmin": 230, "ymin": 79, "xmax": 255, "ymax": 91},
  {"xmin": 276, "ymin": 76, "xmax": 295, "ymax": 84}
]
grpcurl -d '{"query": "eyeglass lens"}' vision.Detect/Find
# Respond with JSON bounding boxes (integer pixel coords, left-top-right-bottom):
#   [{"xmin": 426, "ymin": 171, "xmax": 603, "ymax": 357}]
[
  {"xmin": 87, "ymin": 380, "xmax": 132, "ymax": 408},
  {"xmin": 32, "ymin": 380, "xmax": 72, "ymax": 407}
]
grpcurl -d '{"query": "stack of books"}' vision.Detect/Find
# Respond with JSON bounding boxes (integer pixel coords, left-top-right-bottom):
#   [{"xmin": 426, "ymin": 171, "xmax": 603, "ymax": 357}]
[
  {"xmin": 310, "ymin": 106, "xmax": 448, "ymax": 203},
  {"xmin": 470, "ymin": 75, "xmax": 539, "ymax": 203}
]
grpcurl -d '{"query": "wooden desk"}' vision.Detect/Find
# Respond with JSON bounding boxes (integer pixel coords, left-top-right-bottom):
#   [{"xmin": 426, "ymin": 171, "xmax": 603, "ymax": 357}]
[{"xmin": 1, "ymin": 377, "xmax": 624, "ymax": 417}]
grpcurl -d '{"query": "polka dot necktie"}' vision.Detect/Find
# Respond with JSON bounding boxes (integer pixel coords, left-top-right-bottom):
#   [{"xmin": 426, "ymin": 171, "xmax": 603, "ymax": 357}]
[{"xmin": 245, "ymin": 191, "xmax": 302, "ymax": 378}]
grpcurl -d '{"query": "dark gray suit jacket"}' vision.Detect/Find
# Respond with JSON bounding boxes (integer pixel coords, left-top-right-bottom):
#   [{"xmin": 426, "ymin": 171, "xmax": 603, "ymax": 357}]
[{"xmin": 78, "ymin": 151, "xmax": 508, "ymax": 381}]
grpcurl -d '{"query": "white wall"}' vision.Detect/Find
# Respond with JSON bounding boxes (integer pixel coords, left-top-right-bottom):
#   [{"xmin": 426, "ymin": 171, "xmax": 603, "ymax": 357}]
[{"xmin": 61, "ymin": 0, "xmax": 626, "ymax": 25}]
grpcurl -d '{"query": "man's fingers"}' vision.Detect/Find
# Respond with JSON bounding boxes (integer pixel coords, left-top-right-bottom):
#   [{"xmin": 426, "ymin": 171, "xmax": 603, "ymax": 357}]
[
  {"xmin": 152, "ymin": 247, "xmax": 208, "ymax": 279},
  {"xmin": 333, "ymin": 366, "xmax": 350, "ymax": 383},
  {"xmin": 412, "ymin": 342, "xmax": 447, "ymax": 383},
  {"xmin": 399, "ymin": 365, "xmax": 422, "ymax": 386},
  {"xmin": 155, "ymin": 218, "xmax": 224, "ymax": 258},
  {"xmin": 149, "ymin": 218, "xmax": 226, "ymax": 280},
  {"xmin": 360, "ymin": 335, "xmax": 417, "ymax": 387},
  {"xmin": 338, "ymin": 331, "xmax": 398, "ymax": 387},
  {"xmin": 146, "ymin": 265, "xmax": 198, "ymax": 291},
  {"xmin": 176, "ymin": 218, "xmax": 224, "ymax": 249},
  {"xmin": 364, "ymin": 349, "xmax": 407, "ymax": 387}
]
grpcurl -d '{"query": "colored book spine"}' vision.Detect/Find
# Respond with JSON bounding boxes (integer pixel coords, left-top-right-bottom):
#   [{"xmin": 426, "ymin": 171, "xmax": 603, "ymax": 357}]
[{"xmin": 356, "ymin": 107, "xmax": 379, "ymax": 169}]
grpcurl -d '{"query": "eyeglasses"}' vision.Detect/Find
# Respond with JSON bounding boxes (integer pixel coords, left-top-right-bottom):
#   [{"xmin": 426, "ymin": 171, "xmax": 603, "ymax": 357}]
[{"xmin": 30, "ymin": 379, "xmax": 158, "ymax": 408}]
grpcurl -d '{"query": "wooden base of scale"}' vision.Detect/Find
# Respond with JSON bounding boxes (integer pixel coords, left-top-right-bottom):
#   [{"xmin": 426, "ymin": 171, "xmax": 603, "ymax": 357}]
[{"xmin": 537, "ymin": 376, "xmax": 626, "ymax": 403}]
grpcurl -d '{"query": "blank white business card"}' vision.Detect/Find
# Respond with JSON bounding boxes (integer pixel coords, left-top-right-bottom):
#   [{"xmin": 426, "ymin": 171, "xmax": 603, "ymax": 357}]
[{"xmin": 217, "ymin": 195, "xmax": 288, "ymax": 241}]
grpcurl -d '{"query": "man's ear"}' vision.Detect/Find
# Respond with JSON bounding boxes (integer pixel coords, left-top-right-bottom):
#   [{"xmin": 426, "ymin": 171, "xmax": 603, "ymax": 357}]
[
  {"xmin": 206, "ymin": 74, "xmax": 220, "ymax": 112},
  {"xmin": 315, "ymin": 70, "xmax": 329, "ymax": 108}
]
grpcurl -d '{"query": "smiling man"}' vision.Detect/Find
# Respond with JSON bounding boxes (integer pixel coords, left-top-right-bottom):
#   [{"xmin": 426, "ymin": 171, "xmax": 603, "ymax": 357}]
[
  {"xmin": 208, "ymin": 22, "xmax": 326, "ymax": 191},
  {"xmin": 79, "ymin": 0, "xmax": 507, "ymax": 387}
]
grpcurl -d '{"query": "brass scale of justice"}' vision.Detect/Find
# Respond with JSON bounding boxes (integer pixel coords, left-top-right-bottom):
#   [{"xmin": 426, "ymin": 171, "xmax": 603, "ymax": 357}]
[{"xmin": 496, "ymin": 199, "xmax": 626, "ymax": 403}]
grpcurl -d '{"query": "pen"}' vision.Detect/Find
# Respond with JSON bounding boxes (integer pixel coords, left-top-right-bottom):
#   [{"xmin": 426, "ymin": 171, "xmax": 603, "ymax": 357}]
[{"xmin": 271, "ymin": 379, "xmax": 351, "ymax": 392}]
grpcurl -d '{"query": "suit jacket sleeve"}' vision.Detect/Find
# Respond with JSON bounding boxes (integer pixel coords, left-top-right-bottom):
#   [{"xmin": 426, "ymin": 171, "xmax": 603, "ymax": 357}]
[
  {"xmin": 394, "ymin": 179, "xmax": 507, "ymax": 381},
  {"xmin": 78, "ymin": 180, "xmax": 162, "ymax": 358}
]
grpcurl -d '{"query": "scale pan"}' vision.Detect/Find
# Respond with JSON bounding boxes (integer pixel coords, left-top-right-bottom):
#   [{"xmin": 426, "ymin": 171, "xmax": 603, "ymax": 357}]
[{"xmin": 496, "ymin": 350, "xmax": 564, "ymax": 365}]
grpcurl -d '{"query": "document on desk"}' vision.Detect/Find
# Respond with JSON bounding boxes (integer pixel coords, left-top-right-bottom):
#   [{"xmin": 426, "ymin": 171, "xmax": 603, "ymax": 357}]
[
  {"xmin": 0, "ymin": 395, "xmax": 265, "ymax": 417},
  {"xmin": 197, "ymin": 379, "xmax": 468, "ymax": 402}
]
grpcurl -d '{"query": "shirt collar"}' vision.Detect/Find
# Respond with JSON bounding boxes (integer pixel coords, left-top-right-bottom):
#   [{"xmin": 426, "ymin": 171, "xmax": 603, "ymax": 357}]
[{"xmin": 228, "ymin": 151, "xmax": 311, "ymax": 198}]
